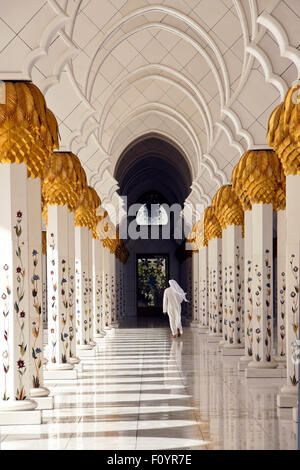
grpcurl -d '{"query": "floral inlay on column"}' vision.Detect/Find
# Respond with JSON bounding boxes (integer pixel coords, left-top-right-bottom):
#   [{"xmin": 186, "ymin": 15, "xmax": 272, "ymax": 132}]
[
  {"xmin": 31, "ymin": 249, "xmax": 42, "ymax": 388},
  {"xmin": 95, "ymin": 273, "xmax": 101, "ymax": 334},
  {"xmin": 254, "ymin": 262, "xmax": 262, "ymax": 362},
  {"xmin": 228, "ymin": 264, "xmax": 234, "ymax": 344},
  {"xmin": 68, "ymin": 266, "xmax": 75, "ymax": 359},
  {"xmin": 60, "ymin": 259, "xmax": 68, "ymax": 363},
  {"xmin": 289, "ymin": 254, "xmax": 299, "ymax": 386},
  {"xmin": 218, "ymin": 254, "xmax": 222, "ymax": 334},
  {"xmin": 88, "ymin": 272, "xmax": 92, "ymax": 339},
  {"xmin": 246, "ymin": 260, "xmax": 253, "ymax": 357},
  {"xmin": 2, "ymin": 263, "xmax": 11, "ymax": 400},
  {"xmin": 83, "ymin": 271, "xmax": 89, "ymax": 344},
  {"xmin": 105, "ymin": 273, "xmax": 110, "ymax": 327},
  {"xmin": 49, "ymin": 233, "xmax": 57, "ymax": 364},
  {"xmin": 111, "ymin": 274, "xmax": 116, "ymax": 322},
  {"xmin": 265, "ymin": 249, "xmax": 272, "ymax": 362},
  {"xmin": 224, "ymin": 266, "xmax": 228, "ymax": 342},
  {"xmin": 212, "ymin": 269, "xmax": 217, "ymax": 333},
  {"xmin": 278, "ymin": 270, "xmax": 286, "ymax": 358},
  {"xmin": 75, "ymin": 261, "xmax": 81, "ymax": 345},
  {"xmin": 194, "ymin": 281, "xmax": 198, "ymax": 321},
  {"xmin": 100, "ymin": 276, "xmax": 104, "ymax": 328},
  {"xmin": 236, "ymin": 245, "xmax": 243, "ymax": 344},
  {"xmin": 209, "ymin": 268, "xmax": 213, "ymax": 331},
  {"xmin": 14, "ymin": 211, "xmax": 27, "ymax": 400}
]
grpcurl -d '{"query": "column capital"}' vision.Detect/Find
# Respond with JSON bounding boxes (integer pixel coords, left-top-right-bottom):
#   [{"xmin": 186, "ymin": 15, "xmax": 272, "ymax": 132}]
[
  {"xmin": 212, "ymin": 185, "xmax": 244, "ymax": 230},
  {"xmin": 42, "ymin": 152, "xmax": 87, "ymax": 219},
  {"xmin": 232, "ymin": 149, "xmax": 285, "ymax": 209},
  {"xmin": 268, "ymin": 83, "xmax": 300, "ymax": 176},
  {"xmin": 0, "ymin": 82, "xmax": 59, "ymax": 178}
]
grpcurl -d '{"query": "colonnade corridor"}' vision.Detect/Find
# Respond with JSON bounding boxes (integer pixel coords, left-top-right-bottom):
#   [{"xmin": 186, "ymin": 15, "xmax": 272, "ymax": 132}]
[{"xmin": 0, "ymin": 321, "xmax": 296, "ymax": 450}]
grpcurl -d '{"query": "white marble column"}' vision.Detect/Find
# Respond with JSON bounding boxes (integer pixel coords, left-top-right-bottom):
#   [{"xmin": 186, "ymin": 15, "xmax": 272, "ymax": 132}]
[
  {"xmin": 87, "ymin": 229, "xmax": 95, "ymax": 346},
  {"xmin": 0, "ymin": 163, "xmax": 41, "ymax": 423},
  {"xmin": 41, "ymin": 232, "xmax": 47, "ymax": 328},
  {"xmin": 223, "ymin": 224, "xmax": 244, "ymax": 355},
  {"xmin": 115, "ymin": 258, "xmax": 122, "ymax": 323},
  {"xmin": 278, "ymin": 175, "xmax": 300, "ymax": 406},
  {"xmin": 75, "ymin": 225, "xmax": 94, "ymax": 355},
  {"xmin": 276, "ymin": 209, "xmax": 287, "ymax": 364},
  {"xmin": 122, "ymin": 262, "xmax": 126, "ymax": 319},
  {"xmin": 67, "ymin": 212, "xmax": 80, "ymax": 364},
  {"xmin": 46, "ymin": 205, "xmax": 75, "ymax": 376},
  {"xmin": 239, "ymin": 210, "xmax": 253, "ymax": 370},
  {"xmin": 191, "ymin": 251, "xmax": 199, "ymax": 327},
  {"xmin": 27, "ymin": 177, "xmax": 51, "ymax": 405},
  {"xmin": 110, "ymin": 251, "xmax": 118, "ymax": 327},
  {"xmin": 208, "ymin": 237, "xmax": 222, "ymax": 339},
  {"xmin": 92, "ymin": 238, "xmax": 106, "ymax": 340},
  {"xmin": 247, "ymin": 204, "xmax": 278, "ymax": 375},
  {"xmin": 103, "ymin": 247, "xmax": 112, "ymax": 330},
  {"xmin": 198, "ymin": 246, "xmax": 209, "ymax": 332},
  {"xmin": 221, "ymin": 227, "xmax": 228, "ymax": 346}
]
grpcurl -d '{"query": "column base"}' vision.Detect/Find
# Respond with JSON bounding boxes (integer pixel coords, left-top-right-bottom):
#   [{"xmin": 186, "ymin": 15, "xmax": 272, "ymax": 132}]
[
  {"xmin": 32, "ymin": 395, "xmax": 54, "ymax": 410},
  {"xmin": 277, "ymin": 385, "xmax": 298, "ymax": 408},
  {"xmin": 95, "ymin": 337, "xmax": 106, "ymax": 348},
  {"xmin": 94, "ymin": 332, "xmax": 106, "ymax": 338},
  {"xmin": 89, "ymin": 341, "xmax": 97, "ymax": 347},
  {"xmin": 293, "ymin": 406, "xmax": 298, "ymax": 423},
  {"xmin": 44, "ymin": 368, "xmax": 78, "ymax": 380},
  {"xmin": 111, "ymin": 321, "xmax": 120, "ymax": 328},
  {"xmin": 77, "ymin": 348, "xmax": 96, "ymax": 357},
  {"xmin": 196, "ymin": 326, "xmax": 209, "ymax": 334},
  {"xmin": 30, "ymin": 387, "xmax": 50, "ymax": 398},
  {"xmin": 69, "ymin": 356, "xmax": 81, "ymax": 365},
  {"xmin": 222, "ymin": 345, "xmax": 244, "ymax": 356},
  {"xmin": 207, "ymin": 334, "xmax": 222, "ymax": 343},
  {"xmin": 106, "ymin": 328, "xmax": 115, "ymax": 337},
  {"xmin": 277, "ymin": 407, "xmax": 293, "ymax": 420},
  {"xmin": 274, "ymin": 355, "xmax": 287, "ymax": 367},
  {"xmin": 0, "ymin": 399, "xmax": 37, "ymax": 412},
  {"xmin": 245, "ymin": 366, "xmax": 285, "ymax": 378},
  {"xmin": 77, "ymin": 344, "xmax": 93, "ymax": 350},
  {"xmin": 0, "ymin": 407, "xmax": 41, "ymax": 426},
  {"xmin": 238, "ymin": 356, "xmax": 252, "ymax": 372},
  {"xmin": 46, "ymin": 362, "xmax": 74, "ymax": 371},
  {"xmin": 247, "ymin": 360, "xmax": 278, "ymax": 369}
]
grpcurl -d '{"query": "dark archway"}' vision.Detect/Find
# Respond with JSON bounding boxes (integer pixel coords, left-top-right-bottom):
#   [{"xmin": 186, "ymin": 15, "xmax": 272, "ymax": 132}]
[{"xmin": 114, "ymin": 135, "xmax": 193, "ymax": 318}]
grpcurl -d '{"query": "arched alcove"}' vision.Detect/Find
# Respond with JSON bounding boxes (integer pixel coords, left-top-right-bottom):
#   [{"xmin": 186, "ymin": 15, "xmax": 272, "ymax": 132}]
[{"xmin": 115, "ymin": 135, "xmax": 193, "ymax": 318}]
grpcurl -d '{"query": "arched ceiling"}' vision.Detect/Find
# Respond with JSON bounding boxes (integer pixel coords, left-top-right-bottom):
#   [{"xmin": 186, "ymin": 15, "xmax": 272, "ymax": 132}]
[
  {"xmin": 115, "ymin": 136, "xmax": 192, "ymax": 206},
  {"xmin": 1, "ymin": 0, "xmax": 300, "ymax": 213}
]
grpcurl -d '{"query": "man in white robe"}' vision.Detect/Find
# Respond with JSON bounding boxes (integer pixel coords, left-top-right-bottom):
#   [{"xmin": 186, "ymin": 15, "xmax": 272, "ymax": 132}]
[{"xmin": 163, "ymin": 280, "xmax": 188, "ymax": 338}]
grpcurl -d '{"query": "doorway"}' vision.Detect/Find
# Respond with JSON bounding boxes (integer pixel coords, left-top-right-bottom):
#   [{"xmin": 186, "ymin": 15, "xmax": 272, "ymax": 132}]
[{"xmin": 136, "ymin": 254, "xmax": 169, "ymax": 316}]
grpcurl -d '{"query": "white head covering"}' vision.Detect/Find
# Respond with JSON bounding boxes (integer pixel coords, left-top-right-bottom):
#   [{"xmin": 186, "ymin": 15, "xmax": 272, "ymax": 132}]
[{"xmin": 169, "ymin": 280, "xmax": 189, "ymax": 302}]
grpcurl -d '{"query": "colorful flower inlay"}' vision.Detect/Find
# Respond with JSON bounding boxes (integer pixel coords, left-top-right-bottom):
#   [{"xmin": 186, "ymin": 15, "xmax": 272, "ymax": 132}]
[
  {"xmin": 14, "ymin": 211, "xmax": 27, "ymax": 400},
  {"xmin": 2, "ymin": 263, "xmax": 11, "ymax": 400},
  {"xmin": 31, "ymin": 249, "xmax": 42, "ymax": 388},
  {"xmin": 289, "ymin": 254, "xmax": 299, "ymax": 386}
]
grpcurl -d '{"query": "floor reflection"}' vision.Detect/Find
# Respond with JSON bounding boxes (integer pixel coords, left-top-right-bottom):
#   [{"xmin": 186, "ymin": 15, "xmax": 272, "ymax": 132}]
[{"xmin": 0, "ymin": 322, "xmax": 297, "ymax": 450}]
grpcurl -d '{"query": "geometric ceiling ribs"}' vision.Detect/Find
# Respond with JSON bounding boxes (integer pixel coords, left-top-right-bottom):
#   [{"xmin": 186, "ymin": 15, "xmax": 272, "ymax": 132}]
[
  {"xmin": 5, "ymin": 0, "xmax": 298, "ymax": 217},
  {"xmin": 258, "ymin": 11, "xmax": 300, "ymax": 75},
  {"xmin": 246, "ymin": 43, "xmax": 288, "ymax": 100},
  {"xmin": 85, "ymin": 6, "xmax": 230, "ymax": 105},
  {"xmin": 99, "ymin": 65, "xmax": 213, "ymax": 148}
]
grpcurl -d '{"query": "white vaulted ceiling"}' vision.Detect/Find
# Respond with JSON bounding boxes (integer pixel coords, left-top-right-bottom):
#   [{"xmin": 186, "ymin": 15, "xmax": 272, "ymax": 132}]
[{"xmin": 1, "ymin": 0, "xmax": 300, "ymax": 210}]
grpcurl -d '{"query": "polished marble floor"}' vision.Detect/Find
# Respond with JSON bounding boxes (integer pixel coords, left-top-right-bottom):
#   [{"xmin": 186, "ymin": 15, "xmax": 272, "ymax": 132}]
[{"xmin": 0, "ymin": 321, "xmax": 297, "ymax": 450}]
